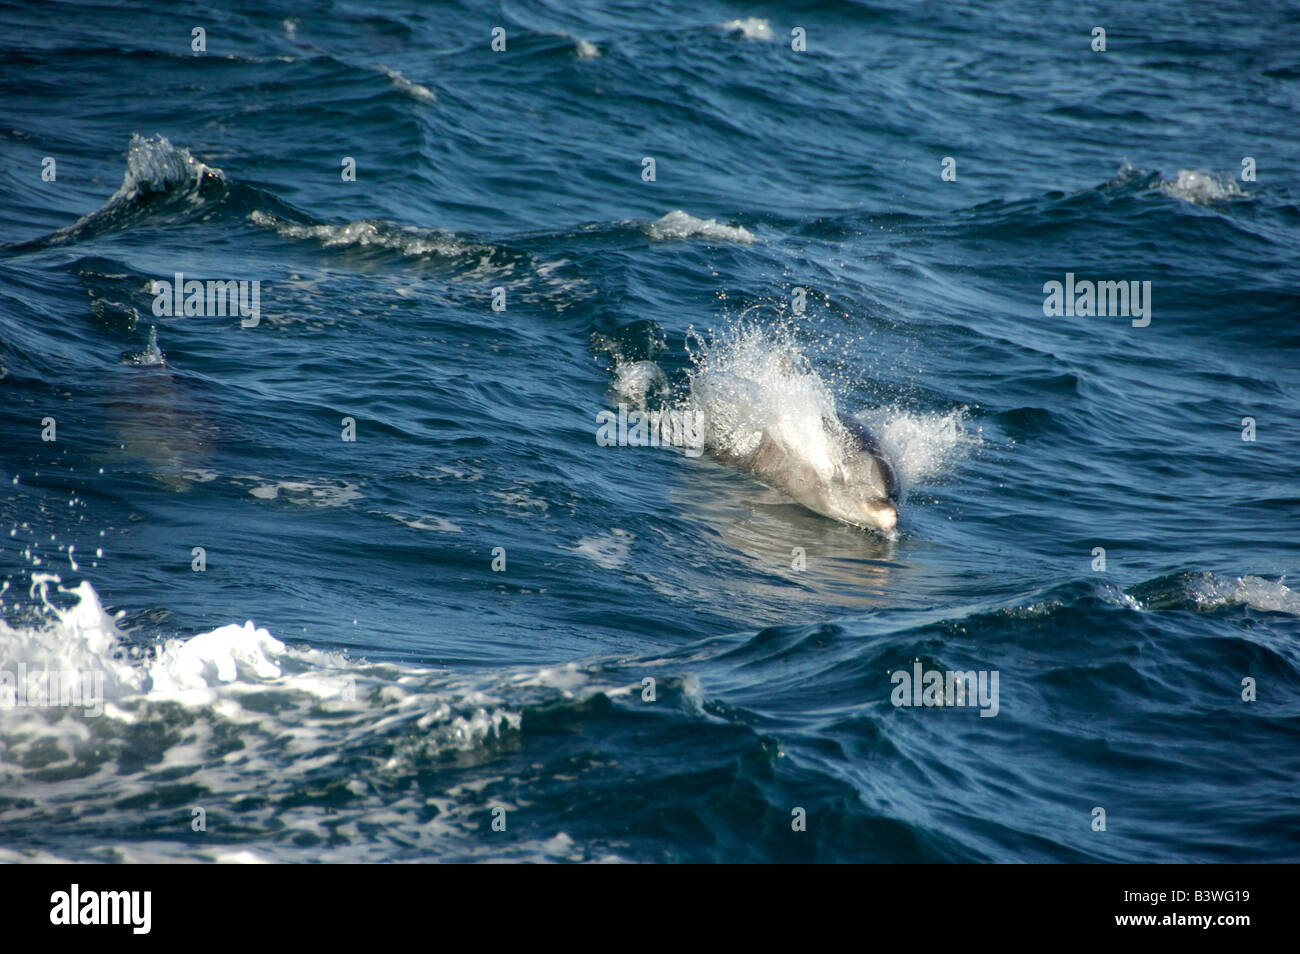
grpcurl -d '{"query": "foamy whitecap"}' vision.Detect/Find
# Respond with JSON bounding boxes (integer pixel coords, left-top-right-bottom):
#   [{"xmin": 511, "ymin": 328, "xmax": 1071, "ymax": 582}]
[
  {"xmin": 612, "ymin": 359, "xmax": 669, "ymax": 408},
  {"xmin": 248, "ymin": 211, "xmax": 596, "ymax": 306},
  {"xmin": 647, "ymin": 210, "xmax": 755, "ymax": 244},
  {"xmin": 47, "ymin": 135, "xmax": 225, "ymax": 243},
  {"xmin": 0, "ymin": 576, "xmax": 633, "ymax": 862},
  {"xmin": 377, "ymin": 65, "xmax": 436, "ymax": 102},
  {"xmin": 249, "ymin": 209, "xmax": 474, "ymax": 258},
  {"xmin": 571, "ymin": 529, "xmax": 634, "ymax": 569},
  {"xmin": 238, "ymin": 476, "xmax": 363, "ymax": 508},
  {"xmin": 720, "ymin": 18, "xmax": 775, "ymax": 41},
  {"xmin": 1158, "ymin": 169, "xmax": 1245, "ymax": 204},
  {"xmin": 371, "ymin": 510, "xmax": 463, "ymax": 533},
  {"xmin": 536, "ymin": 29, "xmax": 601, "ymax": 58},
  {"xmin": 1187, "ymin": 574, "xmax": 1300, "ymax": 614},
  {"xmin": 1, "ymin": 576, "xmax": 144, "ymax": 703}
]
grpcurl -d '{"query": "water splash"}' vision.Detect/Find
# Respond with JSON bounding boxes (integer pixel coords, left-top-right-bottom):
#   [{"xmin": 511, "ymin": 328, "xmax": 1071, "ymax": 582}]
[{"xmin": 124, "ymin": 325, "xmax": 165, "ymax": 366}]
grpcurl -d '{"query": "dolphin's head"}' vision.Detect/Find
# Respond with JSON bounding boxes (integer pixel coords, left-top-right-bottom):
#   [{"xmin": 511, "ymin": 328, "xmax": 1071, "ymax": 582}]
[
  {"xmin": 808, "ymin": 483, "xmax": 898, "ymax": 532},
  {"xmin": 740, "ymin": 417, "xmax": 901, "ymax": 532},
  {"xmin": 820, "ymin": 447, "xmax": 900, "ymax": 532}
]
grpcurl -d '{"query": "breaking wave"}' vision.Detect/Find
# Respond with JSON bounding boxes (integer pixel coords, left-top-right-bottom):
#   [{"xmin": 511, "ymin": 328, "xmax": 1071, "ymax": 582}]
[{"xmin": 0, "ymin": 576, "xmax": 631, "ymax": 862}]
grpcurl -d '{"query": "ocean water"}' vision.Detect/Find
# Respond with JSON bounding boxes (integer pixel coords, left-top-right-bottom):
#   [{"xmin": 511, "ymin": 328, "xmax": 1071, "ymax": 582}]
[{"xmin": 1, "ymin": 0, "xmax": 1298, "ymax": 863}]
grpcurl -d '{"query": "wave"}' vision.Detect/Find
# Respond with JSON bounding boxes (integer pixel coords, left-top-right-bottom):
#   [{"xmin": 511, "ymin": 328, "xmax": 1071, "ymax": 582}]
[
  {"xmin": 1, "ymin": 563, "xmax": 1291, "ymax": 863},
  {"xmin": 0, "ymin": 135, "xmax": 304, "ymax": 253},
  {"xmin": 108, "ymin": 134, "xmax": 226, "ymax": 203},
  {"xmin": 123, "ymin": 324, "xmax": 165, "ymax": 367},
  {"xmin": 1107, "ymin": 161, "xmax": 1248, "ymax": 205},
  {"xmin": 0, "ymin": 134, "xmax": 599, "ymax": 308},
  {"xmin": 1, "ymin": 136, "xmax": 757, "ymax": 299},
  {"xmin": 0, "ymin": 575, "xmax": 634, "ymax": 861},
  {"xmin": 37, "ymin": 135, "xmax": 228, "ymax": 247},
  {"xmin": 1186, "ymin": 573, "xmax": 1300, "ymax": 613},
  {"xmin": 915, "ymin": 160, "xmax": 1257, "ymax": 240}
]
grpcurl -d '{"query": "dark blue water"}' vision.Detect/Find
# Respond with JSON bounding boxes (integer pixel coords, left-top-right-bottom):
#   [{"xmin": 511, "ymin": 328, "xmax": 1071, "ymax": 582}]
[{"xmin": 1, "ymin": 0, "xmax": 1298, "ymax": 862}]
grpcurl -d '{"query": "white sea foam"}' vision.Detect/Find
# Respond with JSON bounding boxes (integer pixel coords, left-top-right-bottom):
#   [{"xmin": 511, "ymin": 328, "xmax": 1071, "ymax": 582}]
[
  {"xmin": 647, "ymin": 210, "xmax": 755, "ymax": 244},
  {"xmin": 1187, "ymin": 574, "xmax": 1300, "ymax": 614},
  {"xmin": 1158, "ymin": 168, "xmax": 1246, "ymax": 204},
  {"xmin": 612, "ymin": 359, "xmax": 669, "ymax": 408},
  {"xmin": 247, "ymin": 211, "xmax": 597, "ymax": 306},
  {"xmin": 720, "ymin": 18, "xmax": 775, "ymax": 41},
  {"xmin": 407, "ymin": 464, "xmax": 485, "ymax": 483},
  {"xmin": 237, "ymin": 476, "xmax": 363, "ymax": 507},
  {"xmin": 535, "ymin": 28, "xmax": 601, "ymax": 58},
  {"xmin": 372, "ymin": 510, "xmax": 463, "ymax": 533},
  {"xmin": 571, "ymin": 529, "xmax": 634, "ymax": 569},
  {"xmin": 248, "ymin": 209, "xmax": 474, "ymax": 258},
  {"xmin": 1, "ymin": 577, "xmax": 145, "ymax": 704},
  {"xmin": 490, "ymin": 488, "xmax": 549, "ymax": 513},
  {"xmin": 377, "ymin": 65, "xmax": 436, "ymax": 102},
  {"xmin": 0, "ymin": 576, "xmax": 632, "ymax": 861}
]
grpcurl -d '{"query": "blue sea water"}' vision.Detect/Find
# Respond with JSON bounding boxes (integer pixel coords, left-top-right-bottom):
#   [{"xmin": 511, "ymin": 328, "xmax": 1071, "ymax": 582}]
[{"xmin": 1, "ymin": 0, "xmax": 1298, "ymax": 863}]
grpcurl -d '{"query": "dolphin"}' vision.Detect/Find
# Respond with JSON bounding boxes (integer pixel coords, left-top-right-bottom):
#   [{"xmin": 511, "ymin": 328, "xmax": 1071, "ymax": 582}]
[
  {"xmin": 739, "ymin": 411, "xmax": 900, "ymax": 532},
  {"xmin": 684, "ymin": 350, "xmax": 901, "ymax": 532}
]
